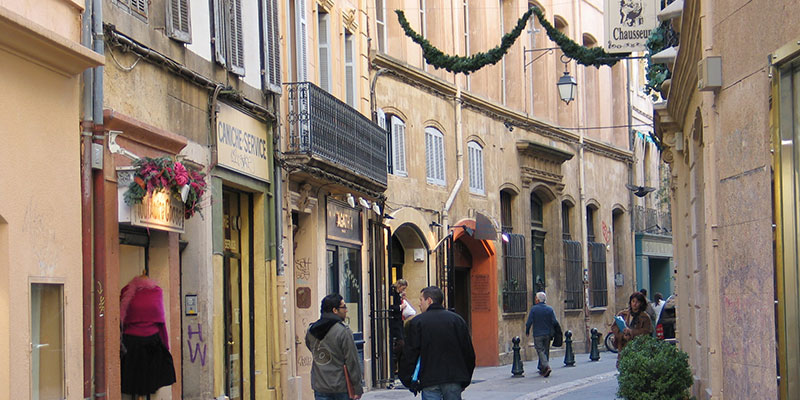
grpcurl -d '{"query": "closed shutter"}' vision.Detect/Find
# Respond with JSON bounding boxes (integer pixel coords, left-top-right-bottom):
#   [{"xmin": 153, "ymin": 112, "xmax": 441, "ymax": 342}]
[
  {"xmin": 435, "ymin": 133, "xmax": 445, "ymax": 183},
  {"xmin": 131, "ymin": 0, "xmax": 148, "ymax": 18},
  {"xmin": 295, "ymin": 0, "xmax": 308, "ymax": 81},
  {"xmin": 392, "ymin": 116, "xmax": 406, "ymax": 176},
  {"xmin": 264, "ymin": 0, "xmax": 281, "ymax": 93},
  {"xmin": 318, "ymin": 13, "xmax": 331, "ymax": 92},
  {"xmin": 425, "ymin": 130, "xmax": 433, "ymax": 181},
  {"xmin": 344, "ymin": 33, "xmax": 355, "ymax": 107},
  {"xmin": 166, "ymin": 0, "xmax": 191, "ymax": 43},
  {"xmin": 213, "ymin": 0, "xmax": 226, "ymax": 66},
  {"xmin": 426, "ymin": 128, "xmax": 444, "ymax": 185},
  {"xmin": 228, "ymin": 0, "xmax": 245, "ymax": 75},
  {"xmin": 377, "ymin": 109, "xmax": 390, "ymax": 172},
  {"xmin": 468, "ymin": 142, "xmax": 484, "ymax": 193},
  {"xmin": 375, "ymin": 0, "xmax": 386, "ymax": 52}
]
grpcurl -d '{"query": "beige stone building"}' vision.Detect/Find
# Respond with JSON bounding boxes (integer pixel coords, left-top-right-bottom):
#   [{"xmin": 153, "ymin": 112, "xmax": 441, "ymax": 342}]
[
  {"xmin": 653, "ymin": 0, "xmax": 799, "ymax": 398},
  {"xmin": 0, "ymin": 0, "xmax": 103, "ymax": 399},
  {"xmin": 367, "ymin": 0, "xmax": 657, "ymax": 376}
]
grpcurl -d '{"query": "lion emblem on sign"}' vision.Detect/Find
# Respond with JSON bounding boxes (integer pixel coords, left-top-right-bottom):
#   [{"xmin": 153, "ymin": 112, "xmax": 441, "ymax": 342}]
[{"xmin": 619, "ymin": 0, "xmax": 643, "ymax": 27}]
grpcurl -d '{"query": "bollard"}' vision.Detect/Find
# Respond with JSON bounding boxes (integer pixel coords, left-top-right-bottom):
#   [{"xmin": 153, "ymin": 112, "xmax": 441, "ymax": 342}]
[
  {"xmin": 511, "ymin": 336, "xmax": 525, "ymax": 377},
  {"xmin": 563, "ymin": 330, "xmax": 575, "ymax": 366},
  {"xmin": 589, "ymin": 328, "xmax": 601, "ymax": 361}
]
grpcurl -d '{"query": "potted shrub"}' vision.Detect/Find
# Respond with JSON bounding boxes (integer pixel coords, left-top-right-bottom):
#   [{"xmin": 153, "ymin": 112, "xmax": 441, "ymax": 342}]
[{"xmin": 617, "ymin": 335, "xmax": 693, "ymax": 400}]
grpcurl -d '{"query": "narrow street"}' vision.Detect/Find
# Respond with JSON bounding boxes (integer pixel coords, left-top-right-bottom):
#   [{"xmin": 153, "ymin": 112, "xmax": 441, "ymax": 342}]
[{"xmin": 363, "ymin": 353, "xmax": 619, "ymax": 400}]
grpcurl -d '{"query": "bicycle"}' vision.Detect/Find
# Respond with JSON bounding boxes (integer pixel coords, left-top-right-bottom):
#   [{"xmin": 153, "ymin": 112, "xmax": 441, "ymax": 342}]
[{"xmin": 605, "ymin": 331, "xmax": 618, "ymax": 353}]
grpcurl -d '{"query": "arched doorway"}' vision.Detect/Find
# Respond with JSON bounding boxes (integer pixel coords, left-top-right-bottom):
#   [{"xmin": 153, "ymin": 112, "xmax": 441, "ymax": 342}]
[
  {"xmin": 391, "ymin": 223, "xmax": 429, "ymax": 297},
  {"xmin": 452, "ymin": 239, "xmax": 472, "ymax": 327}
]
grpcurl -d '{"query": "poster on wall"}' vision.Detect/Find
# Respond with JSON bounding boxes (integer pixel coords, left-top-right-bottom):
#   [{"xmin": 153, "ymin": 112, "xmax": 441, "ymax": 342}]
[
  {"xmin": 604, "ymin": 0, "xmax": 659, "ymax": 53},
  {"xmin": 216, "ymin": 102, "xmax": 270, "ymax": 182}
]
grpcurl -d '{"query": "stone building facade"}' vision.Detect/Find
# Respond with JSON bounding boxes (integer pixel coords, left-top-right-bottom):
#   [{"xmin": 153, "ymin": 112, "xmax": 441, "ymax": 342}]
[
  {"xmin": 367, "ymin": 0, "xmax": 657, "ymax": 375},
  {"xmin": 653, "ymin": 0, "xmax": 799, "ymax": 398}
]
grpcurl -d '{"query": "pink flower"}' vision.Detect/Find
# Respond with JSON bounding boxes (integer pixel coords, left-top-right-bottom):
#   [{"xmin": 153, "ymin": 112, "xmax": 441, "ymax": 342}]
[{"xmin": 173, "ymin": 162, "xmax": 189, "ymax": 186}]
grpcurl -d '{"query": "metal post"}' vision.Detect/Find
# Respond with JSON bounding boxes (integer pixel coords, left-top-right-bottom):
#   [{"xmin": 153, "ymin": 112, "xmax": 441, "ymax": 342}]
[
  {"xmin": 564, "ymin": 330, "xmax": 575, "ymax": 366},
  {"xmin": 511, "ymin": 336, "xmax": 525, "ymax": 377},
  {"xmin": 589, "ymin": 328, "xmax": 601, "ymax": 361}
]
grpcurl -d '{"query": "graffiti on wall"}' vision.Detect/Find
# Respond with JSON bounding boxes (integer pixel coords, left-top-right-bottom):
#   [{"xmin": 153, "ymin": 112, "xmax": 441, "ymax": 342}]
[
  {"xmin": 187, "ymin": 323, "xmax": 207, "ymax": 366},
  {"xmin": 295, "ymin": 257, "xmax": 311, "ymax": 283}
]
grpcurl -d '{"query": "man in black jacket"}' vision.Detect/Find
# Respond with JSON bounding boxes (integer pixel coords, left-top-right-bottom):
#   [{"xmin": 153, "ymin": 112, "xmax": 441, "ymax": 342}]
[{"xmin": 399, "ymin": 286, "xmax": 475, "ymax": 400}]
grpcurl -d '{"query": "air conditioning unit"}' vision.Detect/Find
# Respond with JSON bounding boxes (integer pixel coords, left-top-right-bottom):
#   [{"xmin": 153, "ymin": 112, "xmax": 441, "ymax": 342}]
[{"xmin": 698, "ymin": 56, "xmax": 722, "ymax": 91}]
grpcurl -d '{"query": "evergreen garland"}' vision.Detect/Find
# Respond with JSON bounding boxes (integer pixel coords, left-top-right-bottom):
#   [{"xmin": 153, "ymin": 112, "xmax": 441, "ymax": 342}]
[
  {"xmin": 395, "ymin": 7, "xmax": 627, "ymax": 75},
  {"xmin": 644, "ymin": 22, "xmax": 673, "ymax": 100}
]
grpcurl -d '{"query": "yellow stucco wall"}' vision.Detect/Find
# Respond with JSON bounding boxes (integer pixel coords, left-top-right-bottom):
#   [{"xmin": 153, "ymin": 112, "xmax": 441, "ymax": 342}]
[{"xmin": 0, "ymin": 43, "xmax": 83, "ymax": 399}]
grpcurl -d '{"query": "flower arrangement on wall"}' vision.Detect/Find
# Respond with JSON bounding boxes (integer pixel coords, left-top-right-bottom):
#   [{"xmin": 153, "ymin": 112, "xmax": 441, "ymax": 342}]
[
  {"xmin": 124, "ymin": 156, "xmax": 207, "ymax": 219},
  {"xmin": 395, "ymin": 6, "xmax": 626, "ymax": 75}
]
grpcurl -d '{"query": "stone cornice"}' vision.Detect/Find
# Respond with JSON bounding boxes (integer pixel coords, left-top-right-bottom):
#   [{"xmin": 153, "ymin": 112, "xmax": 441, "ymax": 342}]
[
  {"xmin": 0, "ymin": 5, "xmax": 104, "ymax": 76},
  {"xmin": 659, "ymin": 1, "xmax": 701, "ymax": 138}
]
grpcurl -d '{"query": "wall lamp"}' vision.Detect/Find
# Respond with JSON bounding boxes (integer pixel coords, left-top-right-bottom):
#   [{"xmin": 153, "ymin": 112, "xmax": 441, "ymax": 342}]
[{"xmin": 524, "ymin": 48, "xmax": 577, "ymax": 105}]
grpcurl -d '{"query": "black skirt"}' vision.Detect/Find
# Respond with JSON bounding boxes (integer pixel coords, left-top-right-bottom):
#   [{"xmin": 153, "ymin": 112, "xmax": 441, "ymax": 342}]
[{"xmin": 121, "ymin": 333, "xmax": 177, "ymax": 395}]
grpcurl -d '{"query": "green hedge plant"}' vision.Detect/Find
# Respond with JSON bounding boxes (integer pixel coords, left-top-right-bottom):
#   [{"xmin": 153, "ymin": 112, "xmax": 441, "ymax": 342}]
[{"xmin": 617, "ymin": 335, "xmax": 693, "ymax": 400}]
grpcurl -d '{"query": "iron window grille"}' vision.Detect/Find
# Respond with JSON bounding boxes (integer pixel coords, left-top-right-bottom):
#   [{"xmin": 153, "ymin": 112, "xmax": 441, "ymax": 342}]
[
  {"xmin": 502, "ymin": 233, "xmax": 527, "ymax": 313},
  {"xmin": 563, "ymin": 239, "xmax": 583, "ymax": 309},
  {"xmin": 588, "ymin": 242, "xmax": 608, "ymax": 307}
]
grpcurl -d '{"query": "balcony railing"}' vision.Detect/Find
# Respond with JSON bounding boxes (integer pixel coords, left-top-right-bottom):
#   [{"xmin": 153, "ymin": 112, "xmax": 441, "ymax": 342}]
[
  {"xmin": 285, "ymin": 82, "xmax": 387, "ymax": 187},
  {"xmin": 633, "ymin": 205, "xmax": 672, "ymax": 234}
]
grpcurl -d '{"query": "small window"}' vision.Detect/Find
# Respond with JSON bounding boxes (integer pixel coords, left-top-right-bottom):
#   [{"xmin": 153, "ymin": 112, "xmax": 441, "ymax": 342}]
[
  {"xmin": 425, "ymin": 127, "xmax": 445, "ymax": 185},
  {"xmin": 31, "ymin": 283, "xmax": 65, "ymax": 399},
  {"xmin": 586, "ymin": 206, "xmax": 596, "ymax": 242},
  {"xmin": 344, "ymin": 32, "xmax": 357, "ymax": 107},
  {"xmin": 317, "ymin": 11, "xmax": 332, "ymax": 92},
  {"xmin": 375, "ymin": 0, "xmax": 386, "ymax": 53},
  {"xmin": 468, "ymin": 141, "xmax": 484, "ymax": 194},
  {"xmin": 166, "ymin": 0, "xmax": 192, "ymax": 43},
  {"xmin": 531, "ymin": 192, "xmax": 543, "ymax": 228},
  {"xmin": 562, "ymin": 202, "xmax": 571, "ymax": 240},
  {"xmin": 500, "ymin": 190, "xmax": 514, "ymax": 233},
  {"xmin": 292, "ymin": 0, "xmax": 309, "ymax": 81},
  {"xmin": 115, "ymin": 0, "xmax": 148, "ymax": 20},
  {"xmin": 264, "ymin": 0, "xmax": 282, "ymax": 93},
  {"xmin": 419, "ymin": 0, "xmax": 427, "ymax": 38}
]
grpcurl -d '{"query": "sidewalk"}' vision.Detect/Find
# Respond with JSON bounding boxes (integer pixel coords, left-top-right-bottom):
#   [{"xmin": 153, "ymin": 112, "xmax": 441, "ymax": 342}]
[{"xmin": 362, "ymin": 351, "xmax": 620, "ymax": 400}]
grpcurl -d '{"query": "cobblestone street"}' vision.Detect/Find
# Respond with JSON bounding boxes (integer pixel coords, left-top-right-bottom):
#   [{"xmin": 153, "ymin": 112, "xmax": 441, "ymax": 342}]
[{"xmin": 363, "ymin": 352, "xmax": 619, "ymax": 400}]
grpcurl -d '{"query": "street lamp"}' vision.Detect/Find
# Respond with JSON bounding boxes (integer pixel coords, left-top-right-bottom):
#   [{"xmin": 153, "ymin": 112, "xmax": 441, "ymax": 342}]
[{"xmin": 557, "ymin": 70, "xmax": 577, "ymax": 104}]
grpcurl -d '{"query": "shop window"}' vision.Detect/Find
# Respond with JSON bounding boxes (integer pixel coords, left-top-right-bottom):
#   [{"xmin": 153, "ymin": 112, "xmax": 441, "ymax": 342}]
[
  {"xmin": 425, "ymin": 127, "xmax": 445, "ymax": 185},
  {"xmin": 31, "ymin": 283, "xmax": 65, "ymax": 400},
  {"xmin": 327, "ymin": 245, "xmax": 362, "ymax": 333}
]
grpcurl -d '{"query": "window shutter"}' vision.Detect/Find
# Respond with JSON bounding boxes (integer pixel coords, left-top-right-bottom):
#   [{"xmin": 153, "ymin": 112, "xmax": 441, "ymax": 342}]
[
  {"xmin": 318, "ymin": 14, "xmax": 330, "ymax": 92},
  {"xmin": 375, "ymin": 0, "xmax": 386, "ymax": 52},
  {"xmin": 436, "ymin": 133, "xmax": 445, "ymax": 183},
  {"xmin": 166, "ymin": 0, "xmax": 192, "ymax": 43},
  {"xmin": 228, "ymin": 0, "xmax": 245, "ymax": 75},
  {"xmin": 392, "ymin": 117, "xmax": 406, "ymax": 175},
  {"xmin": 425, "ymin": 129, "xmax": 433, "ymax": 182},
  {"xmin": 344, "ymin": 34, "xmax": 355, "ymax": 107},
  {"xmin": 213, "ymin": 0, "xmax": 227, "ymax": 66},
  {"xmin": 131, "ymin": 0, "xmax": 148, "ymax": 18},
  {"xmin": 468, "ymin": 144, "xmax": 476, "ymax": 190},
  {"xmin": 295, "ymin": 0, "xmax": 308, "ymax": 81},
  {"xmin": 264, "ymin": 0, "xmax": 281, "ymax": 93},
  {"xmin": 478, "ymin": 146, "xmax": 484, "ymax": 191}
]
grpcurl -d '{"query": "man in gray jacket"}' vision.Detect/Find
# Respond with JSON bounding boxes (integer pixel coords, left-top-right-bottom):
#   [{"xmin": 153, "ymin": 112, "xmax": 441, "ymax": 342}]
[{"xmin": 306, "ymin": 293, "xmax": 363, "ymax": 399}]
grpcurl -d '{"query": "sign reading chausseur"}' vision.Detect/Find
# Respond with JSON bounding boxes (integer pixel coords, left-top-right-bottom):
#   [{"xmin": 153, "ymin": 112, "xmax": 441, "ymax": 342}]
[
  {"xmin": 216, "ymin": 102, "xmax": 270, "ymax": 182},
  {"xmin": 604, "ymin": 0, "xmax": 658, "ymax": 53}
]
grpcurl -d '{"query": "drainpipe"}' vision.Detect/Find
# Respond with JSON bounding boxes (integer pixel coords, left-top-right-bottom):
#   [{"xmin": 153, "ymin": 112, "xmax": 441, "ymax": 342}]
[
  {"xmin": 91, "ymin": 0, "xmax": 106, "ymax": 395},
  {"xmin": 80, "ymin": 0, "xmax": 94, "ymax": 397},
  {"xmin": 442, "ymin": 86, "xmax": 464, "ymax": 229},
  {"xmin": 626, "ymin": 59, "xmax": 636, "ymax": 296}
]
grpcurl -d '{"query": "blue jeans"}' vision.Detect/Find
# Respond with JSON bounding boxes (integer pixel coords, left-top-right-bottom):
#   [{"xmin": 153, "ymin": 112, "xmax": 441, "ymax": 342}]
[
  {"xmin": 421, "ymin": 383, "xmax": 464, "ymax": 400},
  {"xmin": 314, "ymin": 391, "xmax": 350, "ymax": 400}
]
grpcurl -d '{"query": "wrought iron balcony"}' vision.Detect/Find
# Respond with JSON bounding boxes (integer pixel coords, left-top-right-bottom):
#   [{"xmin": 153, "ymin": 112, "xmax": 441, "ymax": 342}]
[
  {"xmin": 285, "ymin": 82, "xmax": 387, "ymax": 188},
  {"xmin": 633, "ymin": 205, "xmax": 672, "ymax": 234}
]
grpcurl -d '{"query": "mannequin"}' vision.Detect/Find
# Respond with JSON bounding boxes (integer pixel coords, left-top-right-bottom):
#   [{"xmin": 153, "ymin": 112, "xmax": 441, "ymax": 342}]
[{"xmin": 120, "ymin": 274, "xmax": 176, "ymax": 398}]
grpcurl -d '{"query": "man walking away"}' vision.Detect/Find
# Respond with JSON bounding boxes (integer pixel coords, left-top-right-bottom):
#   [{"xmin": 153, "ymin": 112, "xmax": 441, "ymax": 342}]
[
  {"xmin": 399, "ymin": 286, "xmax": 476, "ymax": 400},
  {"xmin": 306, "ymin": 294, "xmax": 363, "ymax": 400},
  {"xmin": 525, "ymin": 292, "xmax": 559, "ymax": 377}
]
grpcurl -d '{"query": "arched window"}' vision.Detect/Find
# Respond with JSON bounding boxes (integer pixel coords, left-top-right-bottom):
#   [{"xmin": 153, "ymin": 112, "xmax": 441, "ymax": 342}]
[
  {"xmin": 425, "ymin": 127, "xmax": 445, "ymax": 185},
  {"xmin": 468, "ymin": 141, "xmax": 484, "ymax": 194}
]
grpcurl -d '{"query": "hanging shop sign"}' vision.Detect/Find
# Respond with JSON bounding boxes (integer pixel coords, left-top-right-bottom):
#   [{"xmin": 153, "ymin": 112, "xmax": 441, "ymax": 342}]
[
  {"xmin": 604, "ymin": 0, "xmax": 658, "ymax": 53},
  {"xmin": 216, "ymin": 102, "xmax": 270, "ymax": 182},
  {"xmin": 118, "ymin": 169, "xmax": 185, "ymax": 233},
  {"xmin": 326, "ymin": 199, "xmax": 362, "ymax": 245}
]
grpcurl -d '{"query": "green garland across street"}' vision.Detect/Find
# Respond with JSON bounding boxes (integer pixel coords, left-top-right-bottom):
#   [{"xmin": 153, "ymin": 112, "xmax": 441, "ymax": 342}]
[{"xmin": 395, "ymin": 7, "xmax": 628, "ymax": 75}]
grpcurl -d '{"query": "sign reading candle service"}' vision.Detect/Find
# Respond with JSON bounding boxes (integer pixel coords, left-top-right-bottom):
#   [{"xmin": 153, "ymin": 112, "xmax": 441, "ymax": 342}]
[{"xmin": 216, "ymin": 102, "xmax": 270, "ymax": 182}]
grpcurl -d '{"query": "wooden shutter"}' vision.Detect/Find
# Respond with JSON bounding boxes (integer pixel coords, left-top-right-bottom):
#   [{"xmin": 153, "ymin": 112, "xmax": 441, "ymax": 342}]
[
  {"xmin": 264, "ymin": 0, "xmax": 281, "ymax": 93},
  {"xmin": 391, "ymin": 116, "xmax": 406, "ymax": 176},
  {"xmin": 166, "ymin": 0, "xmax": 191, "ymax": 43},
  {"xmin": 426, "ymin": 128, "xmax": 444, "ymax": 185},
  {"xmin": 344, "ymin": 33, "xmax": 355, "ymax": 107},
  {"xmin": 213, "ymin": 0, "xmax": 227, "ymax": 66},
  {"xmin": 318, "ymin": 13, "xmax": 330, "ymax": 92},
  {"xmin": 130, "ymin": 0, "xmax": 148, "ymax": 18},
  {"xmin": 295, "ymin": 0, "xmax": 308, "ymax": 81},
  {"xmin": 435, "ymin": 132, "xmax": 445, "ymax": 183},
  {"xmin": 228, "ymin": 0, "xmax": 245, "ymax": 75}
]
